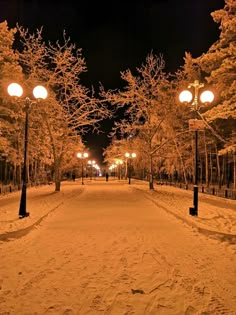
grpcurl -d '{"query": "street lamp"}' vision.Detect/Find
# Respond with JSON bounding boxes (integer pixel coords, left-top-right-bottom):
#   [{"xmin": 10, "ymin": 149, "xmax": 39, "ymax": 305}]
[
  {"xmin": 179, "ymin": 80, "xmax": 214, "ymax": 216},
  {"xmin": 88, "ymin": 160, "xmax": 96, "ymax": 179},
  {"xmin": 94, "ymin": 164, "xmax": 100, "ymax": 177},
  {"xmin": 125, "ymin": 152, "xmax": 136, "ymax": 184},
  {"xmin": 77, "ymin": 152, "xmax": 88, "ymax": 184},
  {"xmin": 8, "ymin": 82, "xmax": 48, "ymax": 219}
]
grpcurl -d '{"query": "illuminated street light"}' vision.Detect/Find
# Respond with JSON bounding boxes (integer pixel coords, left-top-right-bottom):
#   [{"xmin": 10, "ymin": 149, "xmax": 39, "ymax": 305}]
[
  {"xmin": 8, "ymin": 82, "xmax": 48, "ymax": 219},
  {"xmin": 77, "ymin": 152, "xmax": 89, "ymax": 184},
  {"xmin": 88, "ymin": 160, "xmax": 96, "ymax": 179},
  {"xmin": 93, "ymin": 163, "xmax": 100, "ymax": 177},
  {"xmin": 179, "ymin": 80, "xmax": 214, "ymax": 216},
  {"xmin": 109, "ymin": 164, "xmax": 117, "ymax": 179},
  {"xmin": 125, "ymin": 152, "xmax": 136, "ymax": 184}
]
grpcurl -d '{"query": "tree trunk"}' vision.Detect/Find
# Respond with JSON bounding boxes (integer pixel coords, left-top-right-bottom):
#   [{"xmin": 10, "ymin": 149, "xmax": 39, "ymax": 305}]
[
  {"xmin": 125, "ymin": 159, "xmax": 128, "ymax": 180},
  {"xmin": 199, "ymin": 155, "xmax": 203, "ymax": 184},
  {"xmin": 149, "ymin": 155, "xmax": 154, "ymax": 190},
  {"xmin": 173, "ymin": 138, "xmax": 188, "ymax": 185},
  {"xmin": 54, "ymin": 164, "xmax": 61, "ymax": 191},
  {"xmin": 204, "ymin": 132, "xmax": 209, "ymax": 187},
  {"xmin": 215, "ymin": 144, "xmax": 221, "ymax": 188},
  {"xmin": 13, "ymin": 162, "xmax": 17, "ymax": 186},
  {"xmin": 209, "ymin": 149, "xmax": 212, "ymax": 187},
  {"xmin": 234, "ymin": 152, "xmax": 236, "ymax": 189},
  {"xmin": 226, "ymin": 153, "xmax": 230, "ymax": 188}
]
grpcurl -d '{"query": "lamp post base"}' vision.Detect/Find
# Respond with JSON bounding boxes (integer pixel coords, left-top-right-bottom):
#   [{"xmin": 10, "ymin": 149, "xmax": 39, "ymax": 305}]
[
  {"xmin": 190, "ymin": 185, "xmax": 199, "ymax": 216},
  {"xmin": 189, "ymin": 207, "xmax": 197, "ymax": 216},
  {"xmin": 19, "ymin": 212, "xmax": 30, "ymax": 219}
]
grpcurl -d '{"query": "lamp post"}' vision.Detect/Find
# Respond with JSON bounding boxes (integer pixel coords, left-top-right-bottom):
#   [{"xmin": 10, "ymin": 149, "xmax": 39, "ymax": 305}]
[
  {"xmin": 77, "ymin": 152, "xmax": 88, "ymax": 184},
  {"xmin": 8, "ymin": 82, "xmax": 48, "ymax": 219},
  {"xmin": 125, "ymin": 152, "xmax": 136, "ymax": 184},
  {"xmin": 179, "ymin": 80, "xmax": 214, "ymax": 216}
]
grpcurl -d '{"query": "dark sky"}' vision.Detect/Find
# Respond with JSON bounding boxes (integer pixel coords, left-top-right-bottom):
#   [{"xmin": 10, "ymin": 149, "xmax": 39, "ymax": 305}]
[{"xmin": 0, "ymin": 0, "xmax": 225, "ymax": 165}]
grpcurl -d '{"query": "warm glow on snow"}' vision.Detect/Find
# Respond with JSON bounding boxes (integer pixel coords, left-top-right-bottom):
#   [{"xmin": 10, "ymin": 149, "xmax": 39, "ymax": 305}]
[{"xmin": 0, "ymin": 179, "xmax": 235, "ymax": 314}]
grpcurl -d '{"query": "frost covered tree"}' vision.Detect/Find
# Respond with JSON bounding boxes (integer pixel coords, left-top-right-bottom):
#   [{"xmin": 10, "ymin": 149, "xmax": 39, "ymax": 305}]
[
  {"xmin": 194, "ymin": 0, "xmax": 236, "ymax": 148},
  {"xmin": 11, "ymin": 25, "xmax": 110, "ymax": 191},
  {"xmin": 0, "ymin": 22, "xmax": 110, "ymax": 191},
  {"xmin": 101, "ymin": 53, "xmax": 185, "ymax": 189},
  {"xmin": 0, "ymin": 21, "xmax": 26, "ymax": 185},
  {"xmin": 189, "ymin": 0, "xmax": 236, "ymax": 187}
]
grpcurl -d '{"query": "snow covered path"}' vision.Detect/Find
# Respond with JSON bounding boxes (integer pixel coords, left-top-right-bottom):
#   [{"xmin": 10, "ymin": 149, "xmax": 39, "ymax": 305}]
[{"xmin": 0, "ymin": 179, "xmax": 235, "ymax": 314}]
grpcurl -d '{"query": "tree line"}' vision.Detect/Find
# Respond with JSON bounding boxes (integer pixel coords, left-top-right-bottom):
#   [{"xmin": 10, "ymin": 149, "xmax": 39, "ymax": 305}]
[{"xmin": 0, "ymin": 0, "xmax": 235, "ymax": 192}]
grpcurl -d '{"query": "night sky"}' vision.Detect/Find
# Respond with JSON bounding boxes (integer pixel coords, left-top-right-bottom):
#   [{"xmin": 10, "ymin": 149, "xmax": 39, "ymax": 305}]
[{"xmin": 0, "ymin": 0, "xmax": 225, "ymax": 164}]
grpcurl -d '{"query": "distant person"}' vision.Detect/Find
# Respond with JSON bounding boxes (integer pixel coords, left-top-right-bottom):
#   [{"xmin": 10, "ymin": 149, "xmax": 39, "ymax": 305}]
[
  {"xmin": 105, "ymin": 173, "xmax": 109, "ymax": 182},
  {"xmin": 72, "ymin": 173, "xmax": 76, "ymax": 181}
]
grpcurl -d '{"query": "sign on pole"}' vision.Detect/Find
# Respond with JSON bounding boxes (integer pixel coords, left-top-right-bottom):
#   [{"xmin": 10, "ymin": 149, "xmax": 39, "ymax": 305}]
[{"xmin": 189, "ymin": 119, "xmax": 205, "ymax": 131}]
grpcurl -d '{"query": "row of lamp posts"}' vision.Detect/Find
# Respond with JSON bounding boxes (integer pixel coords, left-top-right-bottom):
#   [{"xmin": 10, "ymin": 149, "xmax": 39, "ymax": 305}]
[
  {"xmin": 6, "ymin": 79, "xmax": 214, "ymax": 220},
  {"xmin": 88, "ymin": 159, "xmax": 96, "ymax": 179},
  {"xmin": 76, "ymin": 152, "xmax": 89, "ymax": 185},
  {"xmin": 125, "ymin": 152, "xmax": 136, "ymax": 184},
  {"xmin": 76, "ymin": 153, "xmax": 99, "ymax": 184},
  {"xmin": 109, "ymin": 80, "xmax": 214, "ymax": 217},
  {"xmin": 109, "ymin": 152, "xmax": 136, "ymax": 184}
]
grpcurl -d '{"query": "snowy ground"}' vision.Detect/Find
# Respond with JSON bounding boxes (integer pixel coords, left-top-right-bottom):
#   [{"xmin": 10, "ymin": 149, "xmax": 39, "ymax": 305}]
[
  {"xmin": 0, "ymin": 178, "xmax": 235, "ymax": 240},
  {"xmin": 0, "ymin": 178, "xmax": 235, "ymax": 314}
]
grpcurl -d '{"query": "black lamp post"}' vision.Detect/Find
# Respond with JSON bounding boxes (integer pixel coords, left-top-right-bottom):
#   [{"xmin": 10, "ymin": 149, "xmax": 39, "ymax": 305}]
[
  {"xmin": 179, "ymin": 80, "xmax": 214, "ymax": 216},
  {"xmin": 125, "ymin": 152, "xmax": 136, "ymax": 184},
  {"xmin": 77, "ymin": 152, "xmax": 89, "ymax": 184},
  {"xmin": 7, "ymin": 83, "xmax": 48, "ymax": 219}
]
